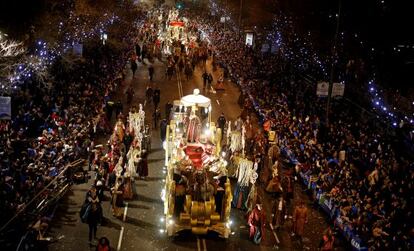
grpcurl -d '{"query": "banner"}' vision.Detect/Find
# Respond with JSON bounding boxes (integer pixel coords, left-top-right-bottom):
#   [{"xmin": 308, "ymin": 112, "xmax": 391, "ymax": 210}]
[
  {"xmin": 245, "ymin": 33, "xmax": 253, "ymax": 46},
  {"xmin": 317, "ymin": 82, "xmax": 329, "ymax": 97},
  {"xmin": 332, "ymin": 82, "xmax": 345, "ymax": 97},
  {"xmin": 0, "ymin": 96, "xmax": 11, "ymax": 120},
  {"xmin": 317, "ymin": 82, "xmax": 345, "ymax": 97}
]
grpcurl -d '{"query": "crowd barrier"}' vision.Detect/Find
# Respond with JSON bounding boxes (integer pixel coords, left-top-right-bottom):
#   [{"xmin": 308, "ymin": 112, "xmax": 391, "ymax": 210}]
[
  {"xmin": 299, "ymin": 172, "xmax": 368, "ymax": 251},
  {"xmin": 219, "ymin": 57, "xmax": 369, "ymax": 251}
]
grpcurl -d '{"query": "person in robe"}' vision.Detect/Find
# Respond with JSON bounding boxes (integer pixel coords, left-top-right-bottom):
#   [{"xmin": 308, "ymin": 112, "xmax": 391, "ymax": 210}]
[
  {"xmin": 192, "ymin": 171, "xmax": 214, "ymax": 202},
  {"xmin": 126, "ymin": 144, "xmax": 139, "ymax": 178},
  {"xmin": 114, "ymin": 118, "xmax": 125, "ymax": 141},
  {"xmin": 293, "ymin": 200, "xmax": 308, "ymax": 245},
  {"xmin": 173, "ymin": 169, "xmax": 188, "ymax": 217},
  {"xmin": 186, "ymin": 110, "xmax": 201, "ymax": 143},
  {"xmin": 123, "ymin": 171, "xmax": 133, "ymax": 200},
  {"xmin": 137, "ymin": 150, "xmax": 149, "ymax": 179},
  {"xmin": 248, "ymin": 202, "xmax": 266, "ymax": 244},
  {"xmin": 111, "ymin": 177, "xmax": 124, "ymax": 217}
]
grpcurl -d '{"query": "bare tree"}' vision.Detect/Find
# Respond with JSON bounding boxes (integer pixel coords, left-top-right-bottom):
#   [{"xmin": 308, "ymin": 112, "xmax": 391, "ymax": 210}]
[{"xmin": 0, "ymin": 32, "xmax": 27, "ymax": 84}]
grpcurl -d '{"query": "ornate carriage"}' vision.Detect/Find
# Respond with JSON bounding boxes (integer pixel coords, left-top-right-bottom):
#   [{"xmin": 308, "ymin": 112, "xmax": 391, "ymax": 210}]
[{"xmin": 162, "ymin": 89, "xmax": 233, "ymax": 238}]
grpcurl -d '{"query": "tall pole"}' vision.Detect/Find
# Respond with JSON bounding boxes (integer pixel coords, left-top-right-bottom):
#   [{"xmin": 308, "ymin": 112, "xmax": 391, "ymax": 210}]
[
  {"xmin": 326, "ymin": 0, "xmax": 342, "ymax": 125},
  {"xmin": 238, "ymin": 0, "xmax": 243, "ymax": 36}
]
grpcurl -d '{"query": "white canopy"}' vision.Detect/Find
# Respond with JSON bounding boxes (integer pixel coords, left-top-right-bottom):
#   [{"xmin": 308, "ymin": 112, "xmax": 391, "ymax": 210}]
[{"xmin": 181, "ymin": 89, "xmax": 211, "ymax": 107}]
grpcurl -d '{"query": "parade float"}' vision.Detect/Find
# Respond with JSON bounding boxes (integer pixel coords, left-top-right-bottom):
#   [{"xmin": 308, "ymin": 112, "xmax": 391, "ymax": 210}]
[{"xmin": 161, "ymin": 89, "xmax": 233, "ymax": 238}]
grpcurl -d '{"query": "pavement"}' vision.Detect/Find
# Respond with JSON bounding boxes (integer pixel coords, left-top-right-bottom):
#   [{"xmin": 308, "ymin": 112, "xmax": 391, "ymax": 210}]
[{"xmin": 47, "ymin": 2, "xmax": 345, "ymax": 251}]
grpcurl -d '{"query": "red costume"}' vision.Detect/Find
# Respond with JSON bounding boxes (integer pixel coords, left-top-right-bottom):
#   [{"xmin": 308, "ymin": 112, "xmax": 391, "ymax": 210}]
[{"xmin": 248, "ymin": 205, "xmax": 266, "ymax": 242}]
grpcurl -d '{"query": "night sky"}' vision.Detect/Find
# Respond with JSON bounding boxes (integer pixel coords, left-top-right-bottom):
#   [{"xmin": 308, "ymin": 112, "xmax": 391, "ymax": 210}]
[{"xmin": 1, "ymin": 0, "xmax": 413, "ymax": 91}]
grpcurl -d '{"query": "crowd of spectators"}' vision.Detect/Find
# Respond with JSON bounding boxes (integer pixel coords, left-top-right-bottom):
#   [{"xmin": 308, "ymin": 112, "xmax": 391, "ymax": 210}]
[
  {"xmin": 0, "ymin": 14, "xmax": 142, "ymax": 244},
  {"xmin": 190, "ymin": 6, "xmax": 413, "ymax": 250}
]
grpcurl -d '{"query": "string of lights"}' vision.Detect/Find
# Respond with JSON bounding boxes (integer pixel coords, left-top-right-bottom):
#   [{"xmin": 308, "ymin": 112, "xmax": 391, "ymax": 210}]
[
  {"xmin": 208, "ymin": 0, "xmax": 237, "ymax": 30},
  {"xmin": 266, "ymin": 15, "xmax": 328, "ymax": 78},
  {"xmin": 1, "ymin": 12, "xmax": 119, "ymax": 93},
  {"xmin": 368, "ymin": 80, "xmax": 414, "ymax": 127},
  {"xmin": 208, "ymin": 0, "xmax": 412, "ymax": 129}
]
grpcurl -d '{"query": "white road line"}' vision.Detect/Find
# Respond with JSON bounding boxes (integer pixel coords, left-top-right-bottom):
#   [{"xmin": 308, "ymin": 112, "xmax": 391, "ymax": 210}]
[
  {"xmin": 123, "ymin": 202, "xmax": 128, "ymax": 222},
  {"xmin": 270, "ymin": 224, "xmax": 280, "ymax": 244},
  {"xmin": 196, "ymin": 237, "xmax": 201, "ymax": 251},
  {"xmin": 117, "ymin": 226, "xmax": 124, "ymax": 251},
  {"xmin": 202, "ymin": 238, "xmax": 207, "ymax": 251}
]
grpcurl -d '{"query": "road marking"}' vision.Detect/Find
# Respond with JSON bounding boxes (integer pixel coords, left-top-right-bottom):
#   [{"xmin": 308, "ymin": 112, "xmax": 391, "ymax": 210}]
[
  {"xmin": 202, "ymin": 238, "xmax": 207, "ymax": 251},
  {"xmin": 117, "ymin": 226, "xmax": 124, "ymax": 251},
  {"xmin": 270, "ymin": 224, "xmax": 280, "ymax": 244},
  {"xmin": 196, "ymin": 237, "xmax": 201, "ymax": 251},
  {"xmin": 123, "ymin": 202, "xmax": 129, "ymax": 222}
]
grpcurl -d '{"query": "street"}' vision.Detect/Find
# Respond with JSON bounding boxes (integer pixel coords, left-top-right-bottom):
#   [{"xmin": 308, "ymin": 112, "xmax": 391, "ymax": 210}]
[
  {"xmin": 42, "ymin": 1, "xmax": 346, "ymax": 251},
  {"xmin": 0, "ymin": 0, "xmax": 411, "ymax": 250},
  {"xmin": 48, "ymin": 48, "xmax": 341, "ymax": 251}
]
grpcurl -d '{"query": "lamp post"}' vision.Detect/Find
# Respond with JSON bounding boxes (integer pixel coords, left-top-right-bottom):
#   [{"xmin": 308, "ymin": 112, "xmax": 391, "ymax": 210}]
[
  {"xmin": 326, "ymin": 0, "xmax": 342, "ymax": 125},
  {"xmin": 238, "ymin": 0, "xmax": 243, "ymax": 36}
]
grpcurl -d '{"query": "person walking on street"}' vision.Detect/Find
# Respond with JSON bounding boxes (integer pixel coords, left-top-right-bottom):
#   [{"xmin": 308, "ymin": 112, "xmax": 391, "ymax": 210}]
[
  {"xmin": 160, "ymin": 118, "xmax": 168, "ymax": 143},
  {"xmin": 96, "ymin": 237, "xmax": 110, "ymax": 251},
  {"xmin": 248, "ymin": 202, "xmax": 266, "ymax": 245},
  {"xmin": 292, "ymin": 200, "xmax": 308, "ymax": 246},
  {"xmin": 111, "ymin": 178, "xmax": 124, "ymax": 217},
  {"xmin": 217, "ymin": 112, "xmax": 226, "ymax": 139},
  {"xmin": 85, "ymin": 187, "xmax": 101, "ymax": 243},
  {"xmin": 153, "ymin": 87, "xmax": 161, "ymax": 109},
  {"xmin": 148, "ymin": 64, "xmax": 155, "ymax": 81},
  {"xmin": 282, "ymin": 174, "xmax": 294, "ymax": 216},
  {"xmin": 145, "ymin": 85, "xmax": 153, "ymax": 106},
  {"xmin": 135, "ymin": 43, "xmax": 141, "ymax": 60},
  {"xmin": 207, "ymin": 73, "xmax": 213, "ymax": 91},
  {"xmin": 167, "ymin": 63, "xmax": 174, "ymax": 80},
  {"xmin": 153, "ymin": 108, "xmax": 161, "ymax": 129},
  {"xmin": 131, "ymin": 58, "xmax": 138, "ymax": 78},
  {"xmin": 319, "ymin": 227, "xmax": 335, "ymax": 250},
  {"xmin": 165, "ymin": 101, "xmax": 173, "ymax": 120},
  {"xmin": 137, "ymin": 150, "xmax": 149, "ymax": 180},
  {"xmin": 202, "ymin": 71, "xmax": 209, "ymax": 90}
]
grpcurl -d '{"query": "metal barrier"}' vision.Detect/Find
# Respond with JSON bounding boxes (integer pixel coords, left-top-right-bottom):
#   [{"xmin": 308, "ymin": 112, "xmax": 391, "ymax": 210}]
[{"xmin": 0, "ymin": 159, "xmax": 85, "ymax": 250}]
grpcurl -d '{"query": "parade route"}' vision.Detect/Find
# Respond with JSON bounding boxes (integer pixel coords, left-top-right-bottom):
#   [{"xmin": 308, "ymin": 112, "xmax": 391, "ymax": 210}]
[
  {"xmin": 48, "ymin": 50, "xmax": 341, "ymax": 251},
  {"xmin": 47, "ymin": 2, "xmax": 343, "ymax": 251}
]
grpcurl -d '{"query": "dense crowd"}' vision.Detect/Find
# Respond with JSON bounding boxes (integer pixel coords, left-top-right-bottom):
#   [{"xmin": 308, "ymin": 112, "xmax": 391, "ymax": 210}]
[
  {"xmin": 1, "ymin": 1, "xmax": 413, "ymax": 250},
  {"xmin": 191, "ymin": 7, "xmax": 413, "ymax": 250},
  {"xmin": 0, "ymin": 17, "xmax": 141, "ymax": 244}
]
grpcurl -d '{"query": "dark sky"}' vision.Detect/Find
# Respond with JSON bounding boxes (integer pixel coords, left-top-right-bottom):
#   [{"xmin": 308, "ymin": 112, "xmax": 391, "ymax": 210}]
[
  {"xmin": 276, "ymin": 0, "xmax": 414, "ymax": 90},
  {"xmin": 0, "ymin": 0, "xmax": 45, "ymax": 36}
]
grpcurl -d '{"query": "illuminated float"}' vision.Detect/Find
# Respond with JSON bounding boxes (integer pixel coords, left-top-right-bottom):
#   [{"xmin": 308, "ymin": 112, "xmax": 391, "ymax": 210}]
[{"xmin": 161, "ymin": 89, "xmax": 233, "ymax": 238}]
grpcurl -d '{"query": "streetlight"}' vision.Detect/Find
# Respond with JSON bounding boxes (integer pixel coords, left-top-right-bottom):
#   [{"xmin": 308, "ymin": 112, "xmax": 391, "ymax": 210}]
[
  {"xmin": 238, "ymin": 0, "xmax": 243, "ymax": 36},
  {"xmin": 326, "ymin": 0, "xmax": 342, "ymax": 125}
]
